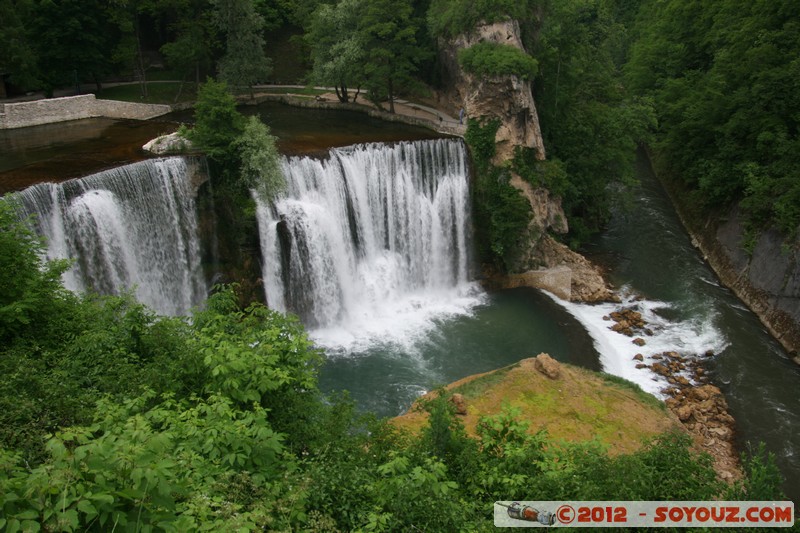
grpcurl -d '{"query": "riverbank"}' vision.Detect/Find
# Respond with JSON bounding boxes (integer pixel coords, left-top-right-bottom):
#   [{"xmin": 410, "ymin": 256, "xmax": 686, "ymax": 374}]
[
  {"xmin": 648, "ymin": 153, "xmax": 800, "ymax": 360},
  {"xmin": 392, "ymin": 353, "xmax": 740, "ymax": 482}
]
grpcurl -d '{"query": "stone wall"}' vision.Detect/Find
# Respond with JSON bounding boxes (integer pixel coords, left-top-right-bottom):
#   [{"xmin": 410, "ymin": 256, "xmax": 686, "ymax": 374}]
[
  {"xmin": 688, "ymin": 205, "xmax": 800, "ymax": 357},
  {"xmin": 654, "ymin": 156, "xmax": 800, "ymax": 358},
  {"xmin": 0, "ymin": 94, "xmax": 171, "ymax": 129}
]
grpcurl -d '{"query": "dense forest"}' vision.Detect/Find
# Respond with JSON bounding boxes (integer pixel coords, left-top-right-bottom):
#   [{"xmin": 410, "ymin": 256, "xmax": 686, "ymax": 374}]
[
  {"xmin": 2, "ymin": 0, "xmax": 797, "ymax": 244},
  {"xmin": 2, "ymin": 0, "xmax": 799, "ymax": 529},
  {"xmin": 0, "ymin": 201, "xmax": 789, "ymax": 531}
]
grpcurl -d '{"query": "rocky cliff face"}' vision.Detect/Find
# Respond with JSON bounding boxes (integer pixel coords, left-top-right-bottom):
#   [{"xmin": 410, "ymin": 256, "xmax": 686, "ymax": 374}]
[
  {"xmin": 440, "ymin": 19, "xmax": 612, "ymax": 302},
  {"xmin": 676, "ymin": 202, "xmax": 800, "ymax": 357},
  {"xmin": 440, "ymin": 20, "xmax": 546, "ymax": 162}
]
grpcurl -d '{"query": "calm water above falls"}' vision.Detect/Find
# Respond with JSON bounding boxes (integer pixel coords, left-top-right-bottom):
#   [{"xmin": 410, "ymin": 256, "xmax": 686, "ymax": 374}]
[
  {"xmin": 576, "ymin": 151, "xmax": 800, "ymax": 500},
  {"xmin": 5, "ymin": 103, "xmax": 797, "ymax": 499}
]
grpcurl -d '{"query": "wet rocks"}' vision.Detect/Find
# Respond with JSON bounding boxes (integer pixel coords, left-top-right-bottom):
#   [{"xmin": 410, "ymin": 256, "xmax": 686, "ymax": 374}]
[
  {"xmin": 604, "ymin": 296, "xmax": 741, "ymax": 482},
  {"xmin": 607, "ymin": 307, "xmax": 648, "ymax": 337},
  {"xmin": 664, "ymin": 377, "xmax": 740, "ymax": 482}
]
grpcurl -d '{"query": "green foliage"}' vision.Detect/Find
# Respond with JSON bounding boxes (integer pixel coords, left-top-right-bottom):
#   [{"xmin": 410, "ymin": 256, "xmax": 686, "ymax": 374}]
[
  {"xmin": 0, "ymin": 392, "xmax": 288, "ymax": 531},
  {"xmin": 512, "ymin": 147, "xmax": 571, "ymax": 198},
  {"xmin": 727, "ymin": 442, "xmax": 786, "ymax": 500},
  {"xmin": 233, "ymin": 116, "xmax": 286, "ymax": 201},
  {"xmin": 466, "ymin": 119, "xmax": 533, "ymax": 270},
  {"xmin": 359, "ymin": 0, "xmax": 429, "ymax": 113},
  {"xmin": 0, "ymin": 201, "xmax": 71, "ymax": 343},
  {"xmin": 193, "ymin": 286, "xmax": 323, "ymax": 450},
  {"xmin": 186, "ymin": 78, "xmax": 245, "ymax": 164},
  {"xmin": 626, "ymin": 0, "xmax": 800, "ymax": 238},
  {"xmin": 306, "ymin": 0, "xmax": 366, "ymax": 103},
  {"xmin": 212, "ymin": 0, "xmax": 273, "ymax": 95},
  {"xmin": 418, "ymin": 394, "xmax": 479, "ymax": 488},
  {"xmin": 464, "ymin": 117, "xmax": 500, "ymax": 172},
  {"xmin": 531, "ymin": 0, "xmax": 657, "ymax": 246},
  {"xmin": 458, "ymin": 42, "xmax": 538, "ymax": 80},
  {"xmin": 427, "ymin": 0, "xmax": 533, "ymax": 38},
  {"xmin": 0, "ymin": 0, "xmax": 40, "ymax": 90}
]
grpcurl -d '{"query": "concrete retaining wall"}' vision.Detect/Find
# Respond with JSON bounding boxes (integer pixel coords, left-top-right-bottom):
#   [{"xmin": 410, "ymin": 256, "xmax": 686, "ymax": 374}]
[{"xmin": 0, "ymin": 94, "xmax": 171, "ymax": 129}]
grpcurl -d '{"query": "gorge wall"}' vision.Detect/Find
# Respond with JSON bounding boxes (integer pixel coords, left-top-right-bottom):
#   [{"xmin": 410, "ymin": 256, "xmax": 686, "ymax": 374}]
[
  {"xmin": 439, "ymin": 20, "xmax": 612, "ymax": 302},
  {"xmin": 664, "ymin": 182, "xmax": 800, "ymax": 358}
]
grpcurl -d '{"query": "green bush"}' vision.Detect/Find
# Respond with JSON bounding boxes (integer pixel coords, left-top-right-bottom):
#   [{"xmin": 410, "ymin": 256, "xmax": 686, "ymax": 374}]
[
  {"xmin": 459, "ymin": 42, "xmax": 538, "ymax": 80},
  {"xmin": 465, "ymin": 119, "xmax": 533, "ymax": 270},
  {"xmin": 428, "ymin": 0, "xmax": 533, "ymax": 38}
]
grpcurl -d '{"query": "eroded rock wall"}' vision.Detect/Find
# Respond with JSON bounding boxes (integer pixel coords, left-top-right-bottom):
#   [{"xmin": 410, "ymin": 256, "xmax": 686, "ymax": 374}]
[
  {"xmin": 440, "ymin": 20, "xmax": 546, "ymax": 162},
  {"xmin": 683, "ymin": 204, "xmax": 800, "ymax": 356},
  {"xmin": 441, "ymin": 19, "xmax": 612, "ymax": 302}
]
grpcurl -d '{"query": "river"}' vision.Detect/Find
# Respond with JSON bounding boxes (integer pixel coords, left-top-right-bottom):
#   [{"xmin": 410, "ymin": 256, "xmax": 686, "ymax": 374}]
[
  {"xmin": 3, "ymin": 105, "xmax": 798, "ymax": 500},
  {"xmin": 578, "ymin": 151, "xmax": 800, "ymax": 500}
]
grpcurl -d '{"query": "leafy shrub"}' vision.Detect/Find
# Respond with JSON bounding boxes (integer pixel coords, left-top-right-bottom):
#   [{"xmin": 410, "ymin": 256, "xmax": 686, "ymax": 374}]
[
  {"xmin": 512, "ymin": 147, "xmax": 571, "ymax": 198},
  {"xmin": 459, "ymin": 42, "xmax": 538, "ymax": 80},
  {"xmin": 428, "ymin": 0, "xmax": 533, "ymax": 38},
  {"xmin": 465, "ymin": 118, "xmax": 532, "ymax": 270}
]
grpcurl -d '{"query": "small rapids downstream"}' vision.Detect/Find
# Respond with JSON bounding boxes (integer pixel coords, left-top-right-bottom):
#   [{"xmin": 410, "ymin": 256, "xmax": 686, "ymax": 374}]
[
  {"xmin": 554, "ymin": 151, "xmax": 800, "ymax": 500},
  {"xmin": 7, "ymin": 127, "xmax": 799, "ymax": 500}
]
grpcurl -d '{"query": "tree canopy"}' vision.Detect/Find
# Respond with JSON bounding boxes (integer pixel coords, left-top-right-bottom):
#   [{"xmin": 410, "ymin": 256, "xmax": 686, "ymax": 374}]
[{"xmin": 0, "ymin": 205, "xmax": 787, "ymax": 528}]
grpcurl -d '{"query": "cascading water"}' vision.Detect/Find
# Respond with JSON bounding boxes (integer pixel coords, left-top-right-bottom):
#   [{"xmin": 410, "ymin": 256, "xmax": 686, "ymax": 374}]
[
  {"xmin": 13, "ymin": 157, "xmax": 207, "ymax": 316},
  {"xmin": 255, "ymin": 139, "xmax": 484, "ymax": 350}
]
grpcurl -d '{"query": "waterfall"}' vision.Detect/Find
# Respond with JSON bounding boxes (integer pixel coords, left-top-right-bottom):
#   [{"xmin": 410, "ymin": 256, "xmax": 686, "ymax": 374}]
[
  {"xmin": 255, "ymin": 139, "xmax": 484, "ymax": 350},
  {"xmin": 14, "ymin": 157, "xmax": 208, "ymax": 316}
]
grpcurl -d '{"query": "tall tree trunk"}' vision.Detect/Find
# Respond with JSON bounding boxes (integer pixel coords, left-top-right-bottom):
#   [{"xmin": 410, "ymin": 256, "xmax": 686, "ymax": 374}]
[
  {"xmin": 134, "ymin": 14, "xmax": 148, "ymax": 98},
  {"xmin": 388, "ymin": 77, "xmax": 395, "ymax": 114}
]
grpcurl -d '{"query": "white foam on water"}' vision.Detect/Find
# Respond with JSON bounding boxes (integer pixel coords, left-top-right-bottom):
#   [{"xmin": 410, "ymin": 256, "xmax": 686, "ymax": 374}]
[
  {"xmin": 310, "ymin": 282, "xmax": 487, "ymax": 356},
  {"xmin": 544, "ymin": 289, "xmax": 729, "ymax": 398},
  {"xmin": 255, "ymin": 139, "xmax": 484, "ymax": 356}
]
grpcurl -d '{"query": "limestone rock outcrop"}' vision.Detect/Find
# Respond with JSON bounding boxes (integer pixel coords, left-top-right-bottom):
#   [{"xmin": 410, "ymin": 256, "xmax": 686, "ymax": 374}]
[
  {"xmin": 441, "ymin": 20, "xmax": 546, "ymax": 163},
  {"xmin": 143, "ymin": 132, "xmax": 193, "ymax": 155},
  {"xmin": 440, "ymin": 19, "xmax": 613, "ymax": 303}
]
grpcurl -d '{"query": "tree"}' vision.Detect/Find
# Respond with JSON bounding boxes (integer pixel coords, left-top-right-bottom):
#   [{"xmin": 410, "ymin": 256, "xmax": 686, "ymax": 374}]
[
  {"xmin": 234, "ymin": 116, "xmax": 286, "ymax": 200},
  {"xmin": 625, "ymin": 0, "xmax": 800, "ymax": 238},
  {"xmin": 159, "ymin": 0, "xmax": 217, "ymax": 88},
  {"xmin": 530, "ymin": 0, "xmax": 655, "ymax": 245},
  {"xmin": 0, "ymin": 201, "xmax": 70, "ymax": 344},
  {"xmin": 212, "ymin": 0, "xmax": 272, "ymax": 97},
  {"xmin": 185, "ymin": 78, "xmax": 245, "ymax": 163},
  {"xmin": 0, "ymin": 0, "xmax": 40, "ymax": 91},
  {"xmin": 358, "ymin": 0, "xmax": 427, "ymax": 113},
  {"xmin": 307, "ymin": 0, "xmax": 365, "ymax": 103},
  {"xmin": 31, "ymin": 0, "xmax": 120, "ymax": 95}
]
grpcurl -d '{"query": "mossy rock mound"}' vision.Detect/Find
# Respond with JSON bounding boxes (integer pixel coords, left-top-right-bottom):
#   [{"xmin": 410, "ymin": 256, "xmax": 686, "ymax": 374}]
[{"xmin": 393, "ymin": 354, "xmax": 682, "ymax": 456}]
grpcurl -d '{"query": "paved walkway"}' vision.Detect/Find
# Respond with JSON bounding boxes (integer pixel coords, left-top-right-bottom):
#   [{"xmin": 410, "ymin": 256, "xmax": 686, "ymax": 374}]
[{"xmin": 2, "ymin": 81, "xmax": 467, "ymax": 136}]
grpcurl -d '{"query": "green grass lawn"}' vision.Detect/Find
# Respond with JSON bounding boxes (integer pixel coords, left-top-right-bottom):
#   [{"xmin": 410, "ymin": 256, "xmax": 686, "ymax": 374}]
[
  {"xmin": 257, "ymin": 86, "xmax": 327, "ymax": 96},
  {"xmin": 96, "ymin": 81, "xmax": 198, "ymax": 105}
]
